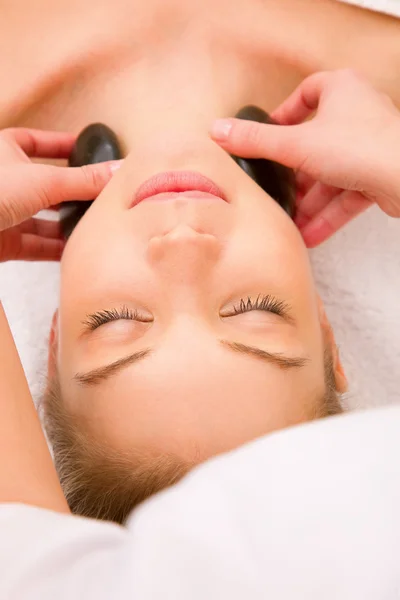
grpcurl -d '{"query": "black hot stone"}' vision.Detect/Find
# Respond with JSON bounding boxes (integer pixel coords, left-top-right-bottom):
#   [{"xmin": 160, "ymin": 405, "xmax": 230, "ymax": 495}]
[
  {"xmin": 61, "ymin": 123, "xmax": 122, "ymax": 239},
  {"xmin": 232, "ymin": 106, "xmax": 295, "ymax": 218}
]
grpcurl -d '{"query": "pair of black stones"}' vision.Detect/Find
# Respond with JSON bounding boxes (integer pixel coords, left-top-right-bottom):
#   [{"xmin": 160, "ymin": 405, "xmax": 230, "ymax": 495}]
[{"xmin": 62, "ymin": 106, "xmax": 295, "ymax": 238}]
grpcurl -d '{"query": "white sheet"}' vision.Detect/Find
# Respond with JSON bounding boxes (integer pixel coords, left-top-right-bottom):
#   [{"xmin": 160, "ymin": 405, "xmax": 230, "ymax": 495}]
[
  {"xmin": 1, "ymin": 206, "xmax": 399, "ymax": 410},
  {"xmin": 0, "ymin": 258, "xmax": 59, "ymax": 405},
  {"xmin": 339, "ymin": 0, "xmax": 400, "ymax": 18},
  {"xmin": 1, "ymin": 405, "xmax": 400, "ymax": 599}
]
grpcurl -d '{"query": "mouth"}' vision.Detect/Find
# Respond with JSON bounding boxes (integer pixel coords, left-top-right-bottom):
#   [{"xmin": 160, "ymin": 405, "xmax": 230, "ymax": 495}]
[{"xmin": 132, "ymin": 171, "xmax": 227, "ymax": 207}]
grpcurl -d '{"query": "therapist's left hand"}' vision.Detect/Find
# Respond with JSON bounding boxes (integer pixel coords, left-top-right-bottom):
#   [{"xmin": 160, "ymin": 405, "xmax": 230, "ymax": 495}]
[{"xmin": 0, "ymin": 127, "xmax": 121, "ymax": 262}]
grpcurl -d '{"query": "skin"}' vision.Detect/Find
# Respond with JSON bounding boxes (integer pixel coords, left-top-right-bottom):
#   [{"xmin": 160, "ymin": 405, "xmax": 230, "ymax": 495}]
[{"xmin": 8, "ymin": 0, "xmax": 399, "ymax": 460}]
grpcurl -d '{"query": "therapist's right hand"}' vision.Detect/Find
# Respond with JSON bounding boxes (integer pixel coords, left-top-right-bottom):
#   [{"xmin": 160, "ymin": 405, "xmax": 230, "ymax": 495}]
[
  {"xmin": 210, "ymin": 69, "xmax": 400, "ymax": 247},
  {"xmin": 0, "ymin": 128, "xmax": 121, "ymax": 262}
]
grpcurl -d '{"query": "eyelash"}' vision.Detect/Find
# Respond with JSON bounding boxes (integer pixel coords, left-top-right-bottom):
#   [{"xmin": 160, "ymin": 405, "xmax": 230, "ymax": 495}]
[
  {"xmin": 83, "ymin": 306, "xmax": 141, "ymax": 331},
  {"xmin": 84, "ymin": 294, "xmax": 288, "ymax": 331},
  {"xmin": 229, "ymin": 294, "xmax": 289, "ymax": 317}
]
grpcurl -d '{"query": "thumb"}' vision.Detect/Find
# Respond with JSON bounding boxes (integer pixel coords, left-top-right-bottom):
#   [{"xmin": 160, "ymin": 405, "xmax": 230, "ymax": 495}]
[
  {"xmin": 2, "ymin": 161, "xmax": 122, "ymax": 227},
  {"xmin": 210, "ymin": 118, "xmax": 306, "ymax": 169}
]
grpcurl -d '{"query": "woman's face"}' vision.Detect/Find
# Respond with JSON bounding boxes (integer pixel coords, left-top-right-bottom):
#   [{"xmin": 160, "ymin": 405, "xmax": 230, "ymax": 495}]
[{"xmin": 56, "ymin": 130, "xmax": 334, "ymax": 461}]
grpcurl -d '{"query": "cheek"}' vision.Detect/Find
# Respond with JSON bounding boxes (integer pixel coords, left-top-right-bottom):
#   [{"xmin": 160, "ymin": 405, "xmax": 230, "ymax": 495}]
[
  {"xmin": 61, "ymin": 212, "xmax": 146, "ymax": 298},
  {"xmin": 220, "ymin": 204, "xmax": 322, "ymax": 356},
  {"xmin": 222, "ymin": 214, "xmax": 312, "ymax": 298},
  {"xmin": 59, "ymin": 213, "xmax": 153, "ymax": 355}
]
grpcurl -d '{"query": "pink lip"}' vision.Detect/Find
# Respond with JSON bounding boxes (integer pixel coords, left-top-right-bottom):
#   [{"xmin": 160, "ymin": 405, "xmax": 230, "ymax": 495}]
[{"xmin": 132, "ymin": 171, "xmax": 227, "ymax": 206}]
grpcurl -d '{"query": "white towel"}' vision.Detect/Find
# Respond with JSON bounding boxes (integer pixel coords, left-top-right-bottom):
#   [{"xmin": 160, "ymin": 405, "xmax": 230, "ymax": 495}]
[
  {"xmin": 339, "ymin": 0, "xmax": 400, "ymax": 17},
  {"xmin": 0, "ymin": 259, "xmax": 59, "ymax": 404},
  {"xmin": 0, "ymin": 206, "xmax": 399, "ymax": 411},
  {"xmin": 311, "ymin": 206, "xmax": 400, "ymax": 410}
]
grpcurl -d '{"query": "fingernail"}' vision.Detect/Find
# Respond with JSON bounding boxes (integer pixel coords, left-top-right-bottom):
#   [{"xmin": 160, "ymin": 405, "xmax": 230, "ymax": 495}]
[
  {"xmin": 109, "ymin": 160, "xmax": 124, "ymax": 174},
  {"xmin": 210, "ymin": 119, "xmax": 232, "ymax": 142}
]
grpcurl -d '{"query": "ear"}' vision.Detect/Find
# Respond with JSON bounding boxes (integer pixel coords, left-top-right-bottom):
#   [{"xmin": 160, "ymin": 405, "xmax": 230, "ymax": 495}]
[
  {"xmin": 317, "ymin": 297, "xmax": 348, "ymax": 393},
  {"xmin": 47, "ymin": 310, "xmax": 59, "ymax": 378}
]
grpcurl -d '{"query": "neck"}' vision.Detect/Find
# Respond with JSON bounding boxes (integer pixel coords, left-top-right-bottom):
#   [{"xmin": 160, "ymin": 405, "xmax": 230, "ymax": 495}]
[
  {"xmin": 0, "ymin": 0, "xmax": 311, "ymax": 133},
  {"xmin": 2, "ymin": 0, "xmax": 399, "ymax": 136}
]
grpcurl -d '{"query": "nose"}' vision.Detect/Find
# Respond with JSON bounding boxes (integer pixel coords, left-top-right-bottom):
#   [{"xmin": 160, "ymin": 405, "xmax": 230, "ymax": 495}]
[{"xmin": 147, "ymin": 224, "xmax": 221, "ymax": 281}]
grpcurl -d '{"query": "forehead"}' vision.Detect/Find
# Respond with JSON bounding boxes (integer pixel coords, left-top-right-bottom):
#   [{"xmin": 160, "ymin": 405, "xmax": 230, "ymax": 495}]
[{"xmin": 63, "ymin": 335, "xmax": 325, "ymax": 460}]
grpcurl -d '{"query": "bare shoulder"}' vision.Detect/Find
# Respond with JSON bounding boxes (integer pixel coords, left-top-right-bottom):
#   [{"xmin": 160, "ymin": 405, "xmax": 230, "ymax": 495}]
[{"xmin": 252, "ymin": 0, "xmax": 400, "ymax": 109}]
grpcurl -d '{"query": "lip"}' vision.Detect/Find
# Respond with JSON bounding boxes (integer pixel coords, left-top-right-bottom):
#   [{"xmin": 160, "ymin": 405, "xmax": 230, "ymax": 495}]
[{"xmin": 132, "ymin": 171, "xmax": 227, "ymax": 207}]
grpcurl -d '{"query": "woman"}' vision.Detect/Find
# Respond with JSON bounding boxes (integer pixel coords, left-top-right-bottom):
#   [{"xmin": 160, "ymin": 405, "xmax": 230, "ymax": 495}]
[
  {"xmin": 1, "ymin": 66, "xmax": 400, "ymax": 599},
  {"xmin": 1, "ymin": 0, "xmax": 399, "ymax": 523}
]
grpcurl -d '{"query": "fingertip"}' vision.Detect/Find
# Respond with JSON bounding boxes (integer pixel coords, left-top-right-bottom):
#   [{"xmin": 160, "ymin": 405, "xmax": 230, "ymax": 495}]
[
  {"xmin": 302, "ymin": 234, "xmax": 323, "ymax": 249},
  {"xmin": 209, "ymin": 119, "xmax": 233, "ymax": 143},
  {"xmin": 109, "ymin": 159, "xmax": 124, "ymax": 174},
  {"xmin": 77, "ymin": 159, "xmax": 124, "ymax": 195},
  {"xmin": 300, "ymin": 218, "xmax": 331, "ymax": 248},
  {"xmin": 84, "ymin": 158, "xmax": 124, "ymax": 177}
]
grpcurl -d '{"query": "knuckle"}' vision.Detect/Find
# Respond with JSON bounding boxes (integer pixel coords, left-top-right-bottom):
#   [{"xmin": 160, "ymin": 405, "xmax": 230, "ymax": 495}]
[
  {"xmin": 31, "ymin": 167, "xmax": 59, "ymax": 208},
  {"xmin": 37, "ymin": 184, "xmax": 54, "ymax": 209},
  {"xmin": 80, "ymin": 164, "xmax": 106, "ymax": 191},
  {"xmin": 340, "ymin": 190, "xmax": 371, "ymax": 220},
  {"xmin": 1, "ymin": 199, "xmax": 21, "ymax": 229},
  {"xmin": 340, "ymin": 194, "xmax": 355, "ymax": 218},
  {"xmin": 240, "ymin": 121, "xmax": 265, "ymax": 153}
]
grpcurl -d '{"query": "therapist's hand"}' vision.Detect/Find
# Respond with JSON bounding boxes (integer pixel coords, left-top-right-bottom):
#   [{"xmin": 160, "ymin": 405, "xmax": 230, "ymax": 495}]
[
  {"xmin": 0, "ymin": 128, "xmax": 121, "ymax": 262},
  {"xmin": 210, "ymin": 69, "xmax": 400, "ymax": 247}
]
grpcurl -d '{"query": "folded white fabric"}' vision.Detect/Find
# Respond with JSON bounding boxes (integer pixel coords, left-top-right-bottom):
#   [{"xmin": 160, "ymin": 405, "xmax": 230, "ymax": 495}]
[
  {"xmin": 1, "ymin": 405, "xmax": 400, "ymax": 599},
  {"xmin": 338, "ymin": 0, "xmax": 400, "ymax": 18}
]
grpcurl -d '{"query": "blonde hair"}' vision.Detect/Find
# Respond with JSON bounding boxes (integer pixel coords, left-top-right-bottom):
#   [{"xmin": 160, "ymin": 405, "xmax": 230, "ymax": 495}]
[{"xmin": 41, "ymin": 377, "xmax": 191, "ymax": 524}]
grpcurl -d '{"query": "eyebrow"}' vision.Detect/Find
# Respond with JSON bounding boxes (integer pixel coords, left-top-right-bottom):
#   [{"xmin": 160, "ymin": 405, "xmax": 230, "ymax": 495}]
[
  {"xmin": 219, "ymin": 340, "xmax": 308, "ymax": 369},
  {"xmin": 74, "ymin": 341, "xmax": 308, "ymax": 387},
  {"xmin": 74, "ymin": 349, "xmax": 152, "ymax": 386}
]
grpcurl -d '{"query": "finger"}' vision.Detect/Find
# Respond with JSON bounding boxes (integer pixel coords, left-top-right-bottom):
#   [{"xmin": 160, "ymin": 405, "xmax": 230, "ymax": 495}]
[
  {"xmin": 271, "ymin": 71, "xmax": 331, "ymax": 125},
  {"xmin": 295, "ymin": 171, "xmax": 315, "ymax": 197},
  {"xmin": 38, "ymin": 161, "xmax": 123, "ymax": 207},
  {"xmin": 210, "ymin": 118, "xmax": 305, "ymax": 167},
  {"xmin": 18, "ymin": 218, "xmax": 62, "ymax": 239},
  {"xmin": 300, "ymin": 190, "xmax": 373, "ymax": 248},
  {"xmin": 295, "ymin": 181, "xmax": 339, "ymax": 228},
  {"xmin": 3, "ymin": 160, "xmax": 122, "ymax": 224},
  {"xmin": 1, "ymin": 128, "xmax": 76, "ymax": 159},
  {"xmin": 14, "ymin": 235, "xmax": 65, "ymax": 262}
]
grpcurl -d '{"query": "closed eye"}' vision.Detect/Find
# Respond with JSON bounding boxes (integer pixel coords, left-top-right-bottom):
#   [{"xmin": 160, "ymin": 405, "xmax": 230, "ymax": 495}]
[
  {"xmin": 220, "ymin": 294, "xmax": 292, "ymax": 321},
  {"xmin": 82, "ymin": 305, "xmax": 153, "ymax": 332},
  {"xmin": 82, "ymin": 295, "xmax": 293, "ymax": 333}
]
